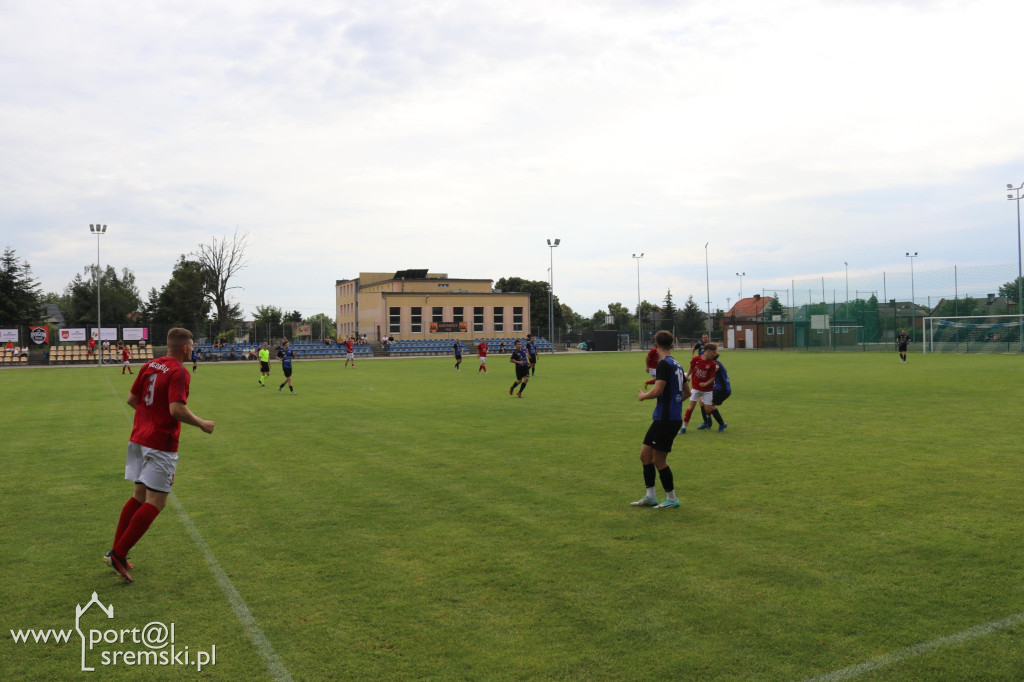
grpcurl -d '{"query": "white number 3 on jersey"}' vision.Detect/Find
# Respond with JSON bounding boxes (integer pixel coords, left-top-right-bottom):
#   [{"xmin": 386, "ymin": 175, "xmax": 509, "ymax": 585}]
[{"xmin": 143, "ymin": 374, "xmax": 158, "ymax": 406}]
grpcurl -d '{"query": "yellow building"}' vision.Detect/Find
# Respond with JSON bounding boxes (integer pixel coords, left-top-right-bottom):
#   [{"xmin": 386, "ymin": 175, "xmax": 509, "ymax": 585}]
[{"xmin": 336, "ymin": 269, "xmax": 531, "ymax": 342}]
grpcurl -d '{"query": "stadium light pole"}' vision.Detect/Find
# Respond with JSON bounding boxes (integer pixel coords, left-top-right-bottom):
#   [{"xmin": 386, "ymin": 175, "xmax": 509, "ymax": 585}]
[
  {"xmin": 1007, "ymin": 183, "xmax": 1023, "ymax": 352},
  {"xmin": 736, "ymin": 272, "xmax": 746, "ymax": 300},
  {"xmin": 547, "ymin": 238, "xmax": 560, "ymax": 344},
  {"xmin": 704, "ymin": 242, "xmax": 711, "ymax": 335},
  {"xmin": 906, "ymin": 251, "xmax": 918, "ymax": 343},
  {"xmin": 89, "ymin": 224, "xmax": 107, "ymax": 365},
  {"xmin": 632, "ymin": 253, "xmax": 644, "ymax": 347},
  {"xmin": 844, "ymin": 262, "xmax": 849, "ymax": 319}
]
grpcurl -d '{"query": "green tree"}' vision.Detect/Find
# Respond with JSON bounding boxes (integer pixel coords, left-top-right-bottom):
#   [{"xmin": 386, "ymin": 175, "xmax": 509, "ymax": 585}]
[
  {"xmin": 560, "ymin": 303, "xmax": 588, "ymax": 337},
  {"xmin": 765, "ymin": 295, "xmax": 784, "ymax": 320},
  {"xmin": 0, "ymin": 247, "xmax": 43, "ymax": 325},
  {"xmin": 933, "ymin": 296, "xmax": 979, "ymax": 318},
  {"xmin": 998, "ymin": 276, "xmax": 1023, "ymax": 307},
  {"xmin": 252, "ymin": 305, "xmax": 285, "ymax": 344},
  {"xmin": 637, "ymin": 300, "xmax": 660, "ymax": 340},
  {"xmin": 146, "ymin": 257, "xmax": 210, "ymax": 326},
  {"xmin": 253, "ymin": 305, "xmax": 284, "ymax": 327},
  {"xmin": 303, "ymin": 313, "xmax": 336, "ymax": 340},
  {"xmin": 62, "ymin": 265, "xmax": 143, "ymax": 327},
  {"xmin": 660, "ymin": 290, "xmax": 678, "ymax": 334},
  {"xmin": 678, "ymin": 295, "xmax": 706, "ymax": 337},
  {"xmin": 593, "ymin": 302, "xmax": 632, "ymax": 331},
  {"xmin": 494, "ymin": 276, "xmax": 563, "ymax": 338}
]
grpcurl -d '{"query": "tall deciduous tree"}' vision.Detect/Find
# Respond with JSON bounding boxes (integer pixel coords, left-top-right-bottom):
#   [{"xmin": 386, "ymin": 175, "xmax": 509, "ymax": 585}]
[
  {"xmin": 303, "ymin": 313, "xmax": 336, "ymax": 340},
  {"xmin": 998, "ymin": 276, "xmax": 1023, "ymax": 306},
  {"xmin": 146, "ymin": 257, "xmax": 211, "ymax": 326},
  {"xmin": 0, "ymin": 247, "xmax": 43, "ymax": 324},
  {"xmin": 194, "ymin": 230, "xmax": 248, "ymax": 333},
  {"xmin": 494, "ymin": 276, "xmax": 563, "ymax": 337}
]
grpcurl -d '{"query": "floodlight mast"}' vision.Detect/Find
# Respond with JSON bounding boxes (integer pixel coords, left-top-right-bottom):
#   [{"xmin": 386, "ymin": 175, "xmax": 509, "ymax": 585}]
[
  {"xmin": 704, "ymin": 242, "xmax": 711, "ymax": 335},
  {"xmin": 1007, "ymin": 183, "xmax": 1024, "ymax": 353},
  {"xmin": 906, "ymin": 252, "xmax": 918, "ymax": 343},
  {"xmin": 546, "ymin": 238, "xmax": 560, "ymax": 344},
  {"xmin": 632, "ymin": 253, "xmax": 644, "ymax": 347},
  {"xmin": 89, "ymin": 224, "xmax": 107, "ymax": 365}
]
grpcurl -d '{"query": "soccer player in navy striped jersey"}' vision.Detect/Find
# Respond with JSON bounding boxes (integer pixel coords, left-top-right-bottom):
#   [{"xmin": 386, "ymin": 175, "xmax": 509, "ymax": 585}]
[
  {"xmin": 509, "ymin": 339, "xmax": 530, "ymax": 397},
  {"xmin": 631, "ymin": 330, "xmax": 686, "ymax": 509},
  {"xmin": 525, "ymin": 334, "xmax": 538, "ymax": 376},
  {"xmin": 277, "ymin": 340, "xmax": 296, "ymax": 394}
]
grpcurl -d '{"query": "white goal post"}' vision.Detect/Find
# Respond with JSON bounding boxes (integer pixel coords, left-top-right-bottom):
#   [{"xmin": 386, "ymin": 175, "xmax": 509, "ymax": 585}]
[{"xmin": 922, "ymin": 314, "xmax": 1024, "ymax": 354}]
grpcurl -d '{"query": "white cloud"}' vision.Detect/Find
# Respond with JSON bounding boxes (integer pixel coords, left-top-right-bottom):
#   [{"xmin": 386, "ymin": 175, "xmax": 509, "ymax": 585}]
[{"xmin": 1, "ymin": 0, "xmax": 1022, "ymax": 319}]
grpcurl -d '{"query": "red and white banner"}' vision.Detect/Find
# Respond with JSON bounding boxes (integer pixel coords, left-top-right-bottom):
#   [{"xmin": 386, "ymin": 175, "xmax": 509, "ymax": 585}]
[
  {"xmin": 59, "ymin": 328, "xmax": 87, "ymax": 342},
  {"xmin": 123, "ymin": 327, "xmax": 148, "ymax": 341},
  {"xmin": 29, "ymin": 326, "xmax": 49, "ymax": 345}
]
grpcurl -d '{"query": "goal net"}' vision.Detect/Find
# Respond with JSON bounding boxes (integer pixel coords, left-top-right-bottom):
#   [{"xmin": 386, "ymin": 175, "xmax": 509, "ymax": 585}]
[{"xmin": 922, "ymin": 314, "xmax": 1024, "ymax": 354}]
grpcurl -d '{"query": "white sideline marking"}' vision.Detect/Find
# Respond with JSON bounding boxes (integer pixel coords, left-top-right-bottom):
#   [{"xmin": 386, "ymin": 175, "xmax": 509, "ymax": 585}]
[
  {"xmin": 802, "ymin": 613, "xmax": 1024, "ymax": 681},
  {"xmin": 169, "ymin": 493, "xmax": 293, "ymax": 682},
  {"xmin": 106, "ymin": 370, "xmax": 293, "ymax": 681}
]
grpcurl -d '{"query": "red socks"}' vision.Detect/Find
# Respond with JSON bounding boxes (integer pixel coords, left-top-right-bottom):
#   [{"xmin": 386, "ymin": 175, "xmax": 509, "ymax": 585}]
[
  {"xmin": 114, "ymin": 502, "xmax": 161, "ymax": 557},
  {"xmin": 114, "ymin": 497, "xmax": 143, "ymax": 545}
]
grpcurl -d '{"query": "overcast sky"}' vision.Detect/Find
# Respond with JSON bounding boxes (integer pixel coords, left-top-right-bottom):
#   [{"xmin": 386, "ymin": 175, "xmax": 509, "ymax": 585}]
[{"xmin": 2, "ymin": 0, "xmax": 1022, "ymax": 322}]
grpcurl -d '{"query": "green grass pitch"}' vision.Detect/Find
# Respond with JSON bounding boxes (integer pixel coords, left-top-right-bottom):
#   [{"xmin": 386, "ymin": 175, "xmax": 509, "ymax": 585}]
[{"xmin": 2, "ymin": 350, "xmax": 1023, "ymax": 680}]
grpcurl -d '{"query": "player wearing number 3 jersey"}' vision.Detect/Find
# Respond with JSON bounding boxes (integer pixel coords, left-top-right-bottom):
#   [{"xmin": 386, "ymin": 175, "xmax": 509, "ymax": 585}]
[{"xmin": 104, "ymin": 327, "xmax": 215, "ymax": 583}]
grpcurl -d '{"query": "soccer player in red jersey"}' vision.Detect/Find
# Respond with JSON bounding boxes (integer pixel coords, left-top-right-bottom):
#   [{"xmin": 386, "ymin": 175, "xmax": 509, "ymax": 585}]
[
  {"xmin": 344, "ymin": 336, "xmax": 356, "ymax": 367},
  {"xmin": 121, "ymin": 346, "xmax": 133, "ymax": 374},
  {"xmin": 476, "ymin": 338, "xmax": 488, "ymax": 373},
  {"xmin": 104, "ymin": 328, "xmax": 215, "ymax": 583},
  {"xmin": 680, "ymin": 343, "xmax": 718, "ymax": 434},
  {"xmin": 644, "ymin": 344, "xmax": 660, "ymax": 386}
]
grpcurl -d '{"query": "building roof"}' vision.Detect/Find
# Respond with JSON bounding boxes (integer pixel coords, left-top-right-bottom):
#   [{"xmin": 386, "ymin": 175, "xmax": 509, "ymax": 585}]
[{"xmin": 726, "ymin": 295, "xmax": 770, "ymax": 319}]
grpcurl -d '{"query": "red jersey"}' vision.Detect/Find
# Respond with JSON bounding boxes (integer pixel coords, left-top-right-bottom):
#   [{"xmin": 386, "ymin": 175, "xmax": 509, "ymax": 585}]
[
  {"xmin": 477, "ymin": 342, "xmax": 488, "ymax": 357},
  {"xmin": 688, "ymin": 355, "xmax": 717, "ymax": 391},
  {"xmin": 345, "ymin": 340, "xmax": 354, "ymax": 353},
  {"xmin": 129, "ymin": 356, "xmax": 191, "ymax": 452},
  {"xmin": 645, "ymin": 347, "xmax": 660, "ymax": 371},
  {"xmin": 122, "ymin": 348, "xmax": 131, "ymax": 361}
]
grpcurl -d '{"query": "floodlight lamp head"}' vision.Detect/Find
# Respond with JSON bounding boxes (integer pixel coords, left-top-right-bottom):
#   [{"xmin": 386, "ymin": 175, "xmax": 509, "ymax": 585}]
[
  {"xmin": 1008, "ymin": 184, "xmax": 1014, "ymax": 189},
  {"xmin": 554, "ymin": 238, "xmax": 560, "ymax": 246}
]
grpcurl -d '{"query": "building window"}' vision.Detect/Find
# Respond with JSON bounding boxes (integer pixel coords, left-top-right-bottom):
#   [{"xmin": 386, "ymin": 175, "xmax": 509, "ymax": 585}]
[
  {"xmin": 453, "ymin": 307, "xmax": 464, "ymax": 323},
  {"xmin": 767, "ymin": 327, "xmax": 774, "ymax": 336},
  {"xmin": 389, "ymin": 307, "xmax": 401, "ymax": 334},
  {"xmin": 493, "ymin": 307, "xmax": 504, "ymax": 333},
  {"xmin": 513, "ymin": 307, "xmax": 523, "ymax": 332},
  {"xmin": 411, "ymin": 307, "xmax": 422, "ymax": 333},
  {"xmin": 474, "ymin": 307, "xmax": 484, "ymax": 333},
  {"xmin": 433, "ymin": 307, "xmax": 444, "ymax": 323}
]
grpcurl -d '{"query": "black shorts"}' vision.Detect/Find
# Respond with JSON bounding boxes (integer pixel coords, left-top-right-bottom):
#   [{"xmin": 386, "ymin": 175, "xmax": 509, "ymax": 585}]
[
  {"xmin": 712, "ymin": 389, "xmax": 731, "ymax": 406},
  {"xmin": 897, "ymin": 343, "xmax": 908, "ymax": 352},
  {"xmin": 515, "ymin": 365, "xmax": 530, "ymax": 380},
  {"xmin": 528, "ymin": 353, "xmax": 537, "ymax": 364},
  {"xmin": 282, "ymin": 365, "xmax": 293, "ymax": 378},
  {"xmin": 643, "ymin": 419, "xmax": 683, "ymax": 453},
  {"xmin": 260, "ymin": 361, "xmax": 270, "ymax": 373}
]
